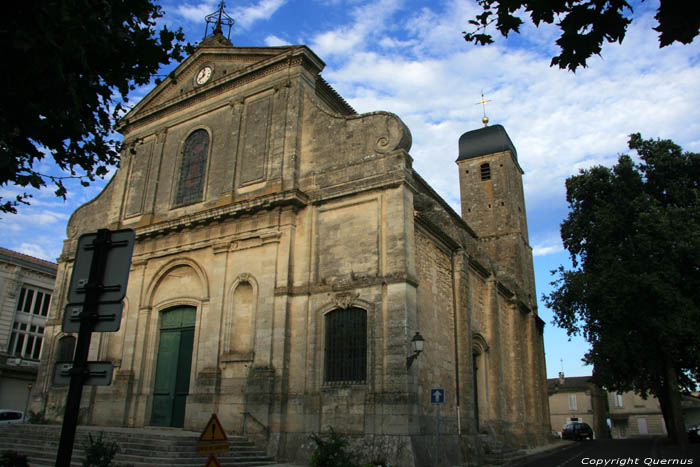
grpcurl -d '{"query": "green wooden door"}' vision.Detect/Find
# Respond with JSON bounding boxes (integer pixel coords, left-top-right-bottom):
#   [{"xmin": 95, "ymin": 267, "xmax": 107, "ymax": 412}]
[{"xmin": 150, "ymin": 307, "xmax": 196, "ymax": 427}]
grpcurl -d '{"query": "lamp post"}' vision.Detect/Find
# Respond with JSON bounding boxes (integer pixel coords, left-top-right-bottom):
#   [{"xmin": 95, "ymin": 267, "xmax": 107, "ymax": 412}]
[{"xmin": 406, "ymin": 331, "xmax": 424, "ymax": 369}]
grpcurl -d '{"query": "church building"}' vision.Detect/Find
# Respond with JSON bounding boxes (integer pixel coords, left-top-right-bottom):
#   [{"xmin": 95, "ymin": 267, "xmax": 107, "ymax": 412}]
[{"xmin": 32, "ymin": 16, "xmax": 550, "ymax": 466}]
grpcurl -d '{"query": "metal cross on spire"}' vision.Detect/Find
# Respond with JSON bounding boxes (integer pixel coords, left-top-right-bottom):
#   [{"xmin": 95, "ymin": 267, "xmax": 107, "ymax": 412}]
[
  {"xmin": 204, "ymin": 0, "xmax": 235, "ymax": 40},
  {"xmin": 475, "ymin": 91, "xmax": 491, "ymax": 127}
]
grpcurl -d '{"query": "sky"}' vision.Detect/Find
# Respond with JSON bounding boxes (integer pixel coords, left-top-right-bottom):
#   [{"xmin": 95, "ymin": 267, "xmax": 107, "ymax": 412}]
[{"xmin": 2, "ymin": 0, "xmax": 699, "ymax": 379}]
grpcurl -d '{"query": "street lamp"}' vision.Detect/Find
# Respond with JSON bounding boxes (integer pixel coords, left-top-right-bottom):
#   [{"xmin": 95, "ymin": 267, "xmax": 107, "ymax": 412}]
[{"xmin": 406, "ymin": 331, "xmax": 425, "ymax": 369}]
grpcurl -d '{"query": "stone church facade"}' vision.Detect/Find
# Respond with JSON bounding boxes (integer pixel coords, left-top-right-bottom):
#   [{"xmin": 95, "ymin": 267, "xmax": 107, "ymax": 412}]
[{"xmin": 32, "ymin": 32, "xmax": 550, "ymax": 465}]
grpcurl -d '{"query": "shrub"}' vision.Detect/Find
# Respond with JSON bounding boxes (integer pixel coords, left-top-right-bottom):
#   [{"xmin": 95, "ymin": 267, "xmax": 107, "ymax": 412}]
[
  {"xmin": 82, "ymin": 433, "xmax": 119, "ymax": 467},
  {"xmin": 26, "ymin": 410, "xmax": 47, "ymax": 424},
  {"xmin": 309, "ymin": 428, "xmax": 357, "ymax": 467}
]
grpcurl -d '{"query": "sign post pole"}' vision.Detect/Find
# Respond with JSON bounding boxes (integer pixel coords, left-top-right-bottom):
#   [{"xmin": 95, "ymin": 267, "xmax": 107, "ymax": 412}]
[
  {"xmin": 430, "ymin": 388, "xmax": 444, "ymax": 466},
  {"xmin": 54, "ymin": 228, "xmax": 134, "ymax": 467},
  {"xmin": 435, "ymin": 404, "xmax": 440, "ymax": 466},
  {"xmin": 55, "ymin": 229, "xmax": 111, "ymax": 467}
]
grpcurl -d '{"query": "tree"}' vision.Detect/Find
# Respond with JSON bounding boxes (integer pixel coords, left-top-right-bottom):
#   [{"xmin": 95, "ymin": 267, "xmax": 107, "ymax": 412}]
[
  {"xmin": 0, "ymin": 0, "xmax": 193, "ymax": 214},
  {"xmin": 544, "ymin": 133, "xmax": 700, "ymax": 445},
  {"xmin": 464, "ymin": 0, "xmax": 700, "ymax": 71}
]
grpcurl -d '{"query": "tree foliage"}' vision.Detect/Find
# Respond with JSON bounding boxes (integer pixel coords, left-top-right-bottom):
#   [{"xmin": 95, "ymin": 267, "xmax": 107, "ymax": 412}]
[
  {"xmin": 0, "ymin": 0, "xmax": 193, "ymax": 214},
  {"xmin": 544, "ymin": 133, "xmax": 700, "ymax": 442},
  {"xmin": 464, "ymin": 0, "xmax": 700, "ymax": 71}
]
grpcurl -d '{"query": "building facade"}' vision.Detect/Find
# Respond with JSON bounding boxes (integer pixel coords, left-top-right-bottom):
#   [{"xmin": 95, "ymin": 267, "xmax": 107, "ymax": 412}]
[
  {"xmin": 32, "ymin": 31, "xmax": 549, "ymax": 465},
  {"xmin": 0, "ymin": 248, "xmax": 56, "ymax": 411},
  {"xmin": 547, "ymin": 373, "xmax": 608, "ymax": 439},
  {"xmin": 608, "ymin": 391, "xmax": 667, "ymax": 438}
]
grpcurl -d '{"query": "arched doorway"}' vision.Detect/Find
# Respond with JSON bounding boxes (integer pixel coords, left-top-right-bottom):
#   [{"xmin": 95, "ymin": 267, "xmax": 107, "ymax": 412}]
[{"xmin": 150, "ymin": 306, "xmax": 196, "ymax": 427}]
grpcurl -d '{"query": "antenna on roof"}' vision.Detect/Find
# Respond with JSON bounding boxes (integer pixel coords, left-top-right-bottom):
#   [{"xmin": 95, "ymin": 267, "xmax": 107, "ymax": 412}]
[{"xmin": 204, "ymin": 0, "xmax": 234, "ymax": 40}]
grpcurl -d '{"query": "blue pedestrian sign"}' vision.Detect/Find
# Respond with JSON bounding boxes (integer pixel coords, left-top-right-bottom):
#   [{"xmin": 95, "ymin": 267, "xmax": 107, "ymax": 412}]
[{"xmin": 431, "ymin": 388, "xmax": 445, "ymax": 404}]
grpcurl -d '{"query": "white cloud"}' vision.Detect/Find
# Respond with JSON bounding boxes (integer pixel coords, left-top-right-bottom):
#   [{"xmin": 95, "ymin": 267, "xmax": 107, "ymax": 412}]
[
  {"xmin": 378, "ymin": 36, "xmax": 417, "ymax": 49},
  {"xmin": 175, "ymin": 0, "xmax": 286, "ymax": 30},
  {"xmin": 264, "ymin": 34, "xmax": 290, "ymax": 46},
  {"xmin": 16, "ymin": 243, "xmax": 61, "ymax": 263},
  {"xmin": 533, "ymin": 241, "xmax": 564, "ymax": 257},
  {"xmin": 308, "ymin": 0, "xmax": 404, "ymax": 57},
  {"xmin": 233, "ymin": 0, "xmax": 287, "ymax": 29},
  {"xmin": 317, "ymin": 1, "xmax": 700, "ymax": 241},
  {"xmin": 176, "ymin": 1, "xmax": 218, "ymax": 23}
]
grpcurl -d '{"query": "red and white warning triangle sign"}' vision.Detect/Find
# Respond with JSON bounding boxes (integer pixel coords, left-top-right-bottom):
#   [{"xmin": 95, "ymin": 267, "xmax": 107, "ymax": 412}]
[
  {"xmin": 205, "ymin": 455, "xmax": 222, "ymax": 467},
  {"xmin": 199, "ymin": 414, "xmax": 228, "ymax": 442}
]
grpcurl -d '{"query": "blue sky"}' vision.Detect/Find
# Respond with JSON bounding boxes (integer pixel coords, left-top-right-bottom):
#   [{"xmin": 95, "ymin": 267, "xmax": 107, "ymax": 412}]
[{"xmin": 2, "ymin": 0, "xmax": 699, "ymax": 379}]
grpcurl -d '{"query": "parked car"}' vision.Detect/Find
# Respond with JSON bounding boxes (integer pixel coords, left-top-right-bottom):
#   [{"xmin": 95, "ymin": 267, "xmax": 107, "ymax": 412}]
[
  {"xmin": 689, "ymin": 425, "xmax": 700, "ymax": 444},
  {"xmin": 562, "ymin": 422, "xmax": 593, "ymax": 441},
  {"xmin": 551, "ymin": 429, "xmax": 562, "ymax": 439},
  {"xmin": 0, "ymin": 410, "xmax": 24, "ymax": 424}
]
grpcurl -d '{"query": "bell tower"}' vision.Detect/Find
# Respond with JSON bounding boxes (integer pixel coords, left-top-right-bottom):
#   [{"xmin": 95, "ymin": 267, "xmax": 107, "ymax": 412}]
[{"xmin": 456, "ymin": 122, "xmax": 535, "ymax": 298}]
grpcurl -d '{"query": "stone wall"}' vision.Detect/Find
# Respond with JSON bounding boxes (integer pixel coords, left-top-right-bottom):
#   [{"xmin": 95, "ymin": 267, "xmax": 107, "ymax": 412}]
[{"xmin": 31, "ymin": 41, "xmax": 551, "ymax": 467}]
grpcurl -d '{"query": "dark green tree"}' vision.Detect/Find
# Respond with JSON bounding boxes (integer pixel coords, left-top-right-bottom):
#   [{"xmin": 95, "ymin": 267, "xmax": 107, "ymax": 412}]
[
  {"xmin": 464, "ymin": 0, "xmax": 700, "ymax": 71},
  {"xmin": 545, "ymin": 133, "xmax": 700, "ymax": 445},
  {"xmin": 0, "ymin": 0, "xmax": 193, "ymax": 214}
]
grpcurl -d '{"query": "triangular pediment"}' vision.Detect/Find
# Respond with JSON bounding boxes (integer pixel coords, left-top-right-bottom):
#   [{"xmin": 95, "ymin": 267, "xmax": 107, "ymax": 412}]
[{"xmin": 120, "ymin": 36, "xmax": 322, "ymax": 131}]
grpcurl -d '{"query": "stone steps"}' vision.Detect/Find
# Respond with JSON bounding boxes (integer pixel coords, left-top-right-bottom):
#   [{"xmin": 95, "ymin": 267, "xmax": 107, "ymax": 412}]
[{"xmin": 0, "ymin": 424, "xmax": 276, "ymax": 466}]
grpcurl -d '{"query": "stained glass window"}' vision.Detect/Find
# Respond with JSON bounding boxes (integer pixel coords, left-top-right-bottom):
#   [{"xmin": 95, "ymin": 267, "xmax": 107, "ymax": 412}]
[
  {"xmin": 324, "ymin": 307, "xmax": 367, "ymax": 384},
  {"xmin": 175, "ymin": 129, "xmax": 209, "ymax": 206}
]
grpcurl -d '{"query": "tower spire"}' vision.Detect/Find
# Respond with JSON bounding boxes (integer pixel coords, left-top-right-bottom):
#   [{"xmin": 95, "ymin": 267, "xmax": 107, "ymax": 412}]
[
  {"xmin": 204, "ymin": 1, "xmax": 234, "ymax": 40},
  {"xmin": 475, "ymin": 91, "xmax": 491, "ymax": 127}
]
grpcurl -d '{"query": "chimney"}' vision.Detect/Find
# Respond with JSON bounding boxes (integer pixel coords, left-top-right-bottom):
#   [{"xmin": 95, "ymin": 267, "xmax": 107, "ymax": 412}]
[{"xmin": 558, "ymin": 371, "xmax": 565, "ymax": 385}]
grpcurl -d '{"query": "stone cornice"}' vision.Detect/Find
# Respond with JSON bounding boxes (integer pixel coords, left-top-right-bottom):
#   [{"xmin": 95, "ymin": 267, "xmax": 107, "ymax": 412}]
[
  {"xmin": 274, "ymin": 272, "xmax": 419, "ymax": 296},
  {"xmin": 134, "ymin": 190, "xmax": 309, "ymax": 239},
  {"xmin": 468, "ymin": 257, "xmax": 492, "ymax": 279}
]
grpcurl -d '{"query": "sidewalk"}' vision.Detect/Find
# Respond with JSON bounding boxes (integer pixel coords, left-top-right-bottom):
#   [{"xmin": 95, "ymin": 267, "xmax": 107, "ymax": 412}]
[
  {"xmin": 653, "ymin": 438, "xmax": 700, "ymax": 460},
  {"xmin": 503, "ymin": 439, "xmax": 577, "ymax": 466},
  {"xmin": 267, "ymin": 440, "xmax": 578, "ymax": 467}
]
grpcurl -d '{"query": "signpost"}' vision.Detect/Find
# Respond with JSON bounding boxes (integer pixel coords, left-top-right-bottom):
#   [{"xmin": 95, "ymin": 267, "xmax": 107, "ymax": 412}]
[
  {"xmin": 197, "ymin": 414, "xmax": 229, "ymax": 462},
  {"xmin": 431, "ymin": 388, "xmax": 445, "ymax": 465},
  {"xmin": 55, "ymin": 229, "xmax": 135, "ymax": 467}
]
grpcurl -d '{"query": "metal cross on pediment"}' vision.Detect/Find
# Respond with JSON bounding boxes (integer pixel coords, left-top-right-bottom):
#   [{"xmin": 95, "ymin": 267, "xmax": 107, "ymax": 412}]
[{"xmin": 204, "ymin": 0, "xmax": 235, "ymax": 40}]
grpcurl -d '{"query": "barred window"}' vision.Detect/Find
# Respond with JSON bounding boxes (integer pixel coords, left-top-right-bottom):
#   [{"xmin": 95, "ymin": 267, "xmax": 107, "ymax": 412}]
[
  {"xmin": 480, "ymin": 163, "xmax": 491, "ymax": 181},
  {"xmin": 175, "ymin": 129, "xmax": 209, "ymax": 206},
  {"xmin": 324, "ymin": 307, "xmax": 367, "ymax": 384}
]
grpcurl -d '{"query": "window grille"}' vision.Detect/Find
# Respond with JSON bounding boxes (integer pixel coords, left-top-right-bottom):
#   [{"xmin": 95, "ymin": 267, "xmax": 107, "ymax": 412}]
[
  {"xmin": 480, "ymin": 163, "xmax": 491, "ymax": 181},
  {"xmin": 175, "ymin": 129, "xmax": 209, "ymax": 206},
  {"xmin": 324, "ymin": 307, "xmax": 367, "ymax": 384}
]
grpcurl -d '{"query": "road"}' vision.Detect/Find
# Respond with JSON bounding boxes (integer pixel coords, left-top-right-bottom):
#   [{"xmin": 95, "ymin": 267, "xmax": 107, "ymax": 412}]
[{"xmin": 513, "ymin": 438, "xmax": 700, "ymax": 467}]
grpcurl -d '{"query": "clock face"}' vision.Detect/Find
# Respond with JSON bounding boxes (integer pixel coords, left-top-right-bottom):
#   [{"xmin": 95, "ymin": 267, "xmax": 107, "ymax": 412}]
[{"xmin": 195, "ymin": 66, "xmax": 212, "ymax": 85}]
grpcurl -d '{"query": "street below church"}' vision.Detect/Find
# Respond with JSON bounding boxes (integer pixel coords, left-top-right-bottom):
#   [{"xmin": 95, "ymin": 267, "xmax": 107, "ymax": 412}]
[{"xmin": 513, "ymin": 438, "xmax": 700, "ymax": 467}]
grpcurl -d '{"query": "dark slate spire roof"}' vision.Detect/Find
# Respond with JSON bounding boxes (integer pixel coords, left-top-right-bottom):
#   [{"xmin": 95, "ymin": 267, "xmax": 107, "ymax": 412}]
[{"xmin": 457, "ymin": 124, "xmax": 517, "ymax": 162}]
